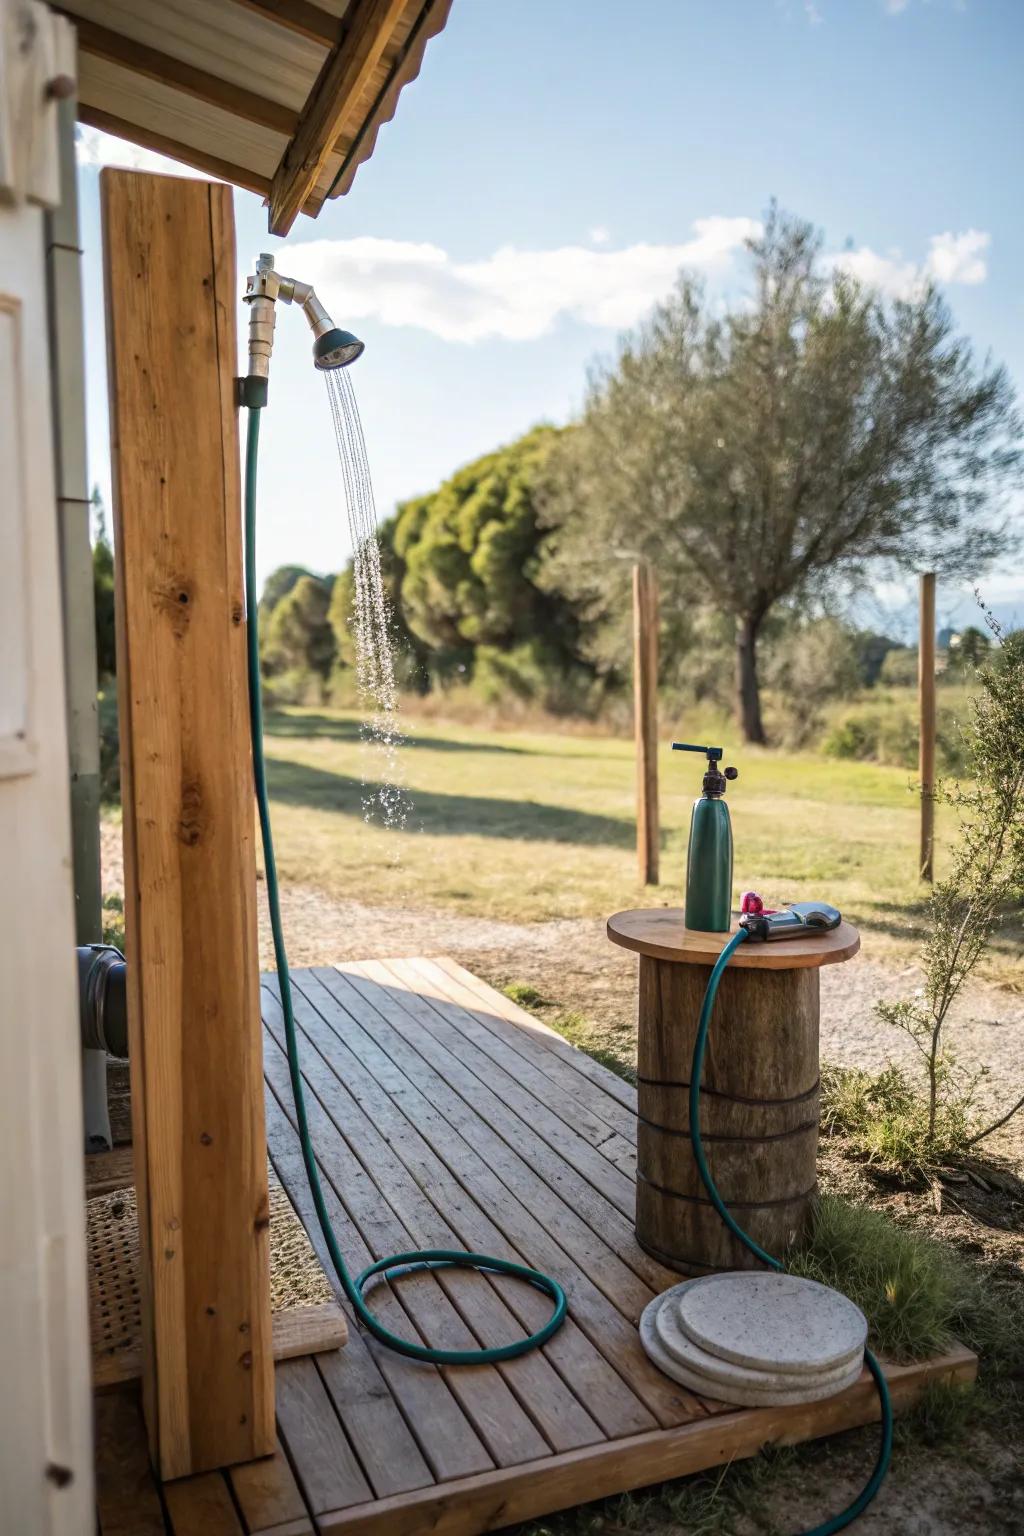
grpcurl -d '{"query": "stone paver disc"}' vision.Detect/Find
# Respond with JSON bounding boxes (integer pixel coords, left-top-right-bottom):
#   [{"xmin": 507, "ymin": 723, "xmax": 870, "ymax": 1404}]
[
  {"xmin": 639, "ymin": 1292, "xmax": 863, "ymax": 1407},
  {"xmin": 655, "ymin": 1287, "xmax": 863, "ymax": 1391},
  {"xmin": 676, "ymin": 1272, "xmax": 868, "ymax": 1377}
]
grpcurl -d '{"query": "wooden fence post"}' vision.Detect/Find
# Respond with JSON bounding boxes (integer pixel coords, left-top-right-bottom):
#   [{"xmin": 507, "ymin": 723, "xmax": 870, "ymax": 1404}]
[
  {"xmin": 633, "ymin": 564, "xmax": 659, "ymax": 886},
  {"xmin": 103, "ymin": 169, "xmax": 273, "ymax": 1478},
  {"xmin": 919, "ymin": 572, "xmax": 937, "ymax": 883}
]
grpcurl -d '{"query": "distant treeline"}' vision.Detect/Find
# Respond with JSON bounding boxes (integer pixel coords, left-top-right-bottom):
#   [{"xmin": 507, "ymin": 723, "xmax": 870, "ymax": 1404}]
[
  {"xmin": 94, "ymin": 206, "xmax": 1022, "ymax": 753},
  {"xmin": 254, "ymin": 419, "xmax": 997, "ymax": 752}
]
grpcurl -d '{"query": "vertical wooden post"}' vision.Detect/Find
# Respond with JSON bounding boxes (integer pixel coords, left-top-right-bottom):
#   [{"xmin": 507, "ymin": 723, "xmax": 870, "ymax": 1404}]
[
  {"xmin": 919, "ymin": 572, "xmax": 937, "ymax": 883},
  {"xmin": 102, "ymin": 170, "xmax": 273, "ymax": 1479},
  {"xmin": 633, "ymin": 564, "xmax": 659, "ymax": 886}
]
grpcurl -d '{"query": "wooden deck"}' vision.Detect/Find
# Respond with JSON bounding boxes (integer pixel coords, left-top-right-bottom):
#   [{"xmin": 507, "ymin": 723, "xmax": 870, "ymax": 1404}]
[{"xmin": 96, "ymin": 957, "xmax": 977, "ymax": 1536}]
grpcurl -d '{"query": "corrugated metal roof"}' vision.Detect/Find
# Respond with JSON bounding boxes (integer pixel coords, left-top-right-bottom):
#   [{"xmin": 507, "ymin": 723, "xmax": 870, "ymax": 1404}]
[{"xmin": 59, "ymin": 0, "xmax": 453, "ymax": 232}]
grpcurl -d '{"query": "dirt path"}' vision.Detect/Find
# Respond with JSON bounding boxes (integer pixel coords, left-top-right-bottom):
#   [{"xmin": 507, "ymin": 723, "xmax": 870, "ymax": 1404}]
[
  {"xmin": 100, "ymin": 819, "xmax": 1024, "ymax": 1132},
  {"xmin": 246, "ymin": 874, "xmax": 1024, "ymax": 1126}
]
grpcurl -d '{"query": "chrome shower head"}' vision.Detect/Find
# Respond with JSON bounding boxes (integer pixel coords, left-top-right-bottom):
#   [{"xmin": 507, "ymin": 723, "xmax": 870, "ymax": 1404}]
[
  {"xmin": 313, "ymin": 327, "xmax": 365, "ymax": 370},
  {"xmin": 243, "ymin": 253, "xmax": 364, "ymax": 382}
]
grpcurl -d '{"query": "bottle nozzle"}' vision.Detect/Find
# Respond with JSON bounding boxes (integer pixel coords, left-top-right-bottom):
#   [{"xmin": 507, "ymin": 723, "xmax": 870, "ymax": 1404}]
[{"xmin": 672, "ymin": 743, "xmax": 737, "ymax": 797}]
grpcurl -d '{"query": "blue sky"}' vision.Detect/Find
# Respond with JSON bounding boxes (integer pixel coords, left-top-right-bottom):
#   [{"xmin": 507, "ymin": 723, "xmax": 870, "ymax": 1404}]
[{"xmin": 76, "ymin": 0, "xmax": 1023, "ymax": 636}]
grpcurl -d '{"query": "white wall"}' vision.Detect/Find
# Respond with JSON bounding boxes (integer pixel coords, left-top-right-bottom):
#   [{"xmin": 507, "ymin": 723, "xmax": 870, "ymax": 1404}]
[{"xmin": 0, "ymin": 4, "xmax": 94, "ymax": 1531}]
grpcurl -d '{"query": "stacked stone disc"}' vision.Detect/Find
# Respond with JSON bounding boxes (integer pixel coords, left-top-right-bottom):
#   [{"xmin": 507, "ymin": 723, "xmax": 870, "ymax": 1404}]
[{"xmin": 639, "ymin": 1272, "xmax": 868, "ymax": 1406}]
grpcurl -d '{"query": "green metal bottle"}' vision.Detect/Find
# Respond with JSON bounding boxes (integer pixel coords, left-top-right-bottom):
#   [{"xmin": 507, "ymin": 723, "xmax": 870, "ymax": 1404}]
[{"xmin": 673, "ymin": 743, "xmax": 739, "ymax": 933}]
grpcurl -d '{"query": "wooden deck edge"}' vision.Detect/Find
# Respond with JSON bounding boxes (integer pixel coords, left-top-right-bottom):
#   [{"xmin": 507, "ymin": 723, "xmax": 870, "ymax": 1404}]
[
  {"xmin": 85, "ymin": 1144, "xmax": 135, "ymax": 1198},
  {"xmin": 94, "ymin": 1302, "xmax": 347, "ymax": 1391},
  {"xmin": 317, "ymin": 1344, "xmax": 977, "ymax": 1536}
]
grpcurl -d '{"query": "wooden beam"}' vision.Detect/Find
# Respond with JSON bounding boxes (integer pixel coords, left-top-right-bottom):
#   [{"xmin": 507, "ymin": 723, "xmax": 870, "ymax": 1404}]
[
  {"xmin": 231, "ymin": 0, "xmax": 345, "ymax": 46},
  {"xmin": 919, "ymin": 571, "xmax": 937, "ymax": 882},
  {"xmin": 102, "ymin": 169, "xmax": 274, "ymax": 1479},
  {"xmin": 633, "ymin": 564, "xmax": 659, "ymax": 886},
  {"xmin": 62, "ymin": 14, "xmax": 299, "ymax": 134},
  {"xmin": 79, "ymin": 104, "xmax": 273, "ymax": 200},
  {"xmin": 316, "ymin": 1345, "xmax": 977, "ymax": 1535},
  {"xmin": 93, "ymin": 1304, "xmax": 347, "ymax": 1391},
  {"xmin": 269, "ymin": 0, "xmax": 407, "ymax": 234}
]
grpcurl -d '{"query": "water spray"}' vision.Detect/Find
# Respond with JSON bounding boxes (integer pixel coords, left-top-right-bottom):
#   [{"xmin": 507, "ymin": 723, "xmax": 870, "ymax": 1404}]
[{"xmin": 237, "ymin": 255, "xmax": 567, "ymax": 1365}]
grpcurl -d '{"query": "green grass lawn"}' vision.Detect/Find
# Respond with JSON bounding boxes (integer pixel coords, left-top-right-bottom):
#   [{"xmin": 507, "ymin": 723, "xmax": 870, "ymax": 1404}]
[{"xmin": 259, "ymin": 704, "xmax": 1014, "ymax": 970}]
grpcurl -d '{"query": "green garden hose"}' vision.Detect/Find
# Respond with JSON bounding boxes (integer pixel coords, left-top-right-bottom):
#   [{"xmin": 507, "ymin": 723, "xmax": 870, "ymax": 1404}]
[
  {"xmin": 244, "ymin": 395, "xmax": 890, "ymax": 1516},
  {"xmin": 690, "ymin": 929, "xmax": 893, "ymax": 1534},
  {"xmin": 243, "ymin": 404, "xmax": 567, "ymax": 1364}
]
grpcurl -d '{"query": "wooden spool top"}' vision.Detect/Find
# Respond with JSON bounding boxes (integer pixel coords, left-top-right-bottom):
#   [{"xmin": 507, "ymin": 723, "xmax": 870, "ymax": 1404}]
[{"xmin": 607, "ymin": 908, "xmax": 860, "ymax": 969}]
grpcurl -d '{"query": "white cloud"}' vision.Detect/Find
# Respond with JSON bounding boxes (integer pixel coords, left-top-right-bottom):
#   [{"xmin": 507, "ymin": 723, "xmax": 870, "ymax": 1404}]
[
  {"xmin": 825, "ymin": 228, "xmax": 989, "ymax": 298},
  {"xmin": 285, "ymin": 217, "xmax": 762, "ymax": 343},
  {"xmin": 589, "ymin": 225, "xmax": 611, "ymax": 245},
  {"xmin": 925, "ymin": 228, "xmax": 989, "ymax": 285},
  {"xmin": 884, "ymin": 0, "xmax": 910, "ymax": 14},
  {"xmin": 75, "ymin": 125, "xmax": 215, "ymax": 181}
]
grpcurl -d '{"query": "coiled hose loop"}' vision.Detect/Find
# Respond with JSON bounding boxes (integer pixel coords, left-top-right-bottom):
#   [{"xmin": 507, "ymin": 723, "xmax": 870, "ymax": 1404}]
[{"xmin": 244, "ymin": 404, "xmax": 567, "ymax": 1364}]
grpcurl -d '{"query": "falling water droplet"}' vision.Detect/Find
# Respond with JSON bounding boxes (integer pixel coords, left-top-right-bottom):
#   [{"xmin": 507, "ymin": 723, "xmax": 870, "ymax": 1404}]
[{"xmin": 324, "ymin": 370, "xmax": 411, "ymax": 834}]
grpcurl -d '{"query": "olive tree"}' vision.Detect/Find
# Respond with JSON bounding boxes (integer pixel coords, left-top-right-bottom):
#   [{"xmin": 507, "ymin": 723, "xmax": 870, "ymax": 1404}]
[{"xmin": 544, "ymin": 206, "xmax": 1021, "ymax": 742}]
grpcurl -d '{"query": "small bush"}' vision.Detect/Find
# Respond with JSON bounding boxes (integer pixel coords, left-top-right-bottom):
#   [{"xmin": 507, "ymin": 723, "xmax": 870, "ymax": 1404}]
[
  {"xmin": 879, "ymin": 646, "xmax": 918, "ymax": 687},
  {"xmin": 259, "ymin": 667, "xmax": 330, "ymax": 707},
  {"xmin": 102, "ymin": 893, "xmax": 125, "ymax": 951},
  {"xmin": 821, "ymin": 701, "xmax": 968, "ymax": 773},
  {"xmin": 823, "ymin": 713, "xmax": 880, "ymax": 761},
  {"xmin": 820, "ymin": 1063, "xmax": 975, "ymax": 1173}
]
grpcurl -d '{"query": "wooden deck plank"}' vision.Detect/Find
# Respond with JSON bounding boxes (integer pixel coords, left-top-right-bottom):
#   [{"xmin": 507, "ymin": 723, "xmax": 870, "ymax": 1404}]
[
  {"xmin": 276, "ymin": 1357, "xmax": 373, "ymax": 1516},
  {"xmin": 163, "ymin": 1472, "xmax": 244, "ymax": 1535},
  {"xmin": 365, "ymin": 958, "xmax": 637, "ymax": 1212},
  {"xmin": 268, "ymin": 978, "xmax": 654, "ymax": 1445},
  {"xmin": 264, "ymin": 1089, "xmax": 494, "ymax": 1487},
  {"xmin": 316, "ymin": 1344, "xmax": 978, "ymax": 1536},
  {"xmin": 316, "ymin": 965, "xmax": 666, "ymax": 1297},
  {"xmin": 94, "ymin": 1391, "xmax": 167, "ymax": 1536},
  {"xmin": 433, "ymin": 955, "xmax": 638, "ymax": 1112},
  {"xmin": 86, "ymin": 1144, "xmax": 135, "ymax": 1198},
  {"xmin": 229, "ymin": 1436, "xmax": 312, "ymax": 1533},
  {"xmin": 314, "ymin": 964, "xmax": 674, "ymax": 1309},
  {"xmin": 395, "ymin": 956, "xmax": 637, "ymax": 1172},
  {"xmin": 264, "ymin": 1101, "xmax": 438, "ymax": 1497},
  {"xmin": 261, "ymin": 1028, "xmax": 555, "ymax": 1469},
  {"xmin": 410, "ymin": 956, "xmax": 640, "ymax": 1152},
  {"xmin": 263, "ymin": 981, "xmax": 610, "ymax": 1454},
  {"xmin": 282, "ymin": 969, "xmax": 696, "ymax": 1429}
]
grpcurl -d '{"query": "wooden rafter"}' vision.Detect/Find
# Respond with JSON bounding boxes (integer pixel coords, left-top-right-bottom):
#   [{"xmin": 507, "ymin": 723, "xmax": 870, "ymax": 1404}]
[
  {"xmin": 268, "ymin": 0, "xmax": 408, "ymax": 234},
  {"xmin": 231, "ymin": 0, "xmax": 345, "ymax": 47},
  {"xmin": 79, "ymin": 104, "xmax": 274, "ymax": 201},
  {"xmin": 66, "ymin": 13, "xmax": 299, "ymax": 135}
]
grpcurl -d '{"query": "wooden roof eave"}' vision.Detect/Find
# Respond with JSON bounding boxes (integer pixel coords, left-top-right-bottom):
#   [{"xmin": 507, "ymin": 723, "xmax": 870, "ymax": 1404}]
[{"xmin": 65, "ymin": 0, "xmax": 451, "ymax": 231}]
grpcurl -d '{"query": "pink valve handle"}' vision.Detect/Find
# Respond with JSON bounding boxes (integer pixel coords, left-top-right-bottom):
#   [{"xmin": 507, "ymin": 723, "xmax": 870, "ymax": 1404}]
[{"xmin": 740, "ymin": 891, "xmax": 763, "ymax": 914}]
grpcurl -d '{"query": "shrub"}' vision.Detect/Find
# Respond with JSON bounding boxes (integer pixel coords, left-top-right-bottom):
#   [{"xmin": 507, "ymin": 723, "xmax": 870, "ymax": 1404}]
[
  {"xmin": 879, "ymin": 646, "xmax": 918, "ymax": 687},
  {"xmin": 820, "ymin": 1063, "xmax": 975, "ymax": 1173},
  {"xmin": 875, "ymin": 625, "xmax": 1024, "ymax": 1155},
  {"xmin": 823, "ymin": 712, "xmax": 880, "ymax": 761}
]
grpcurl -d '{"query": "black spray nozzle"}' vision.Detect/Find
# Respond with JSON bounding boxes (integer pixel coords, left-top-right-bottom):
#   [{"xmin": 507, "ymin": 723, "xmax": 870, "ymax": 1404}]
[{"xmin": 672, "ymin": 742, "xmax": 738, "ymax": 796}]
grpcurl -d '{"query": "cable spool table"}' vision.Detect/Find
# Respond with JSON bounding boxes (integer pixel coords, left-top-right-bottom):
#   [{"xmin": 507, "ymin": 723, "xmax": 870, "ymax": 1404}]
[{"xmin": 608, "ymin": 909, "xmax": 860, "ymax": 1274}]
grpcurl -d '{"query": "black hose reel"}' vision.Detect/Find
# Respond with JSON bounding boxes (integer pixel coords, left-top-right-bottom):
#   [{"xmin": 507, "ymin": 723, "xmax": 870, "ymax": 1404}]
[{"xmin": 77, "ymin": 944, "xmax": 129, "ymax": 1059}]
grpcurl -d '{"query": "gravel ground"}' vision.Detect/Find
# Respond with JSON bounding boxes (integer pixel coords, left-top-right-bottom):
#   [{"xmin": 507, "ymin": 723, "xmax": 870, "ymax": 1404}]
[{"xmin": 101, "ymin": 817, "xmax": 1024, "ymax": 1135}]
